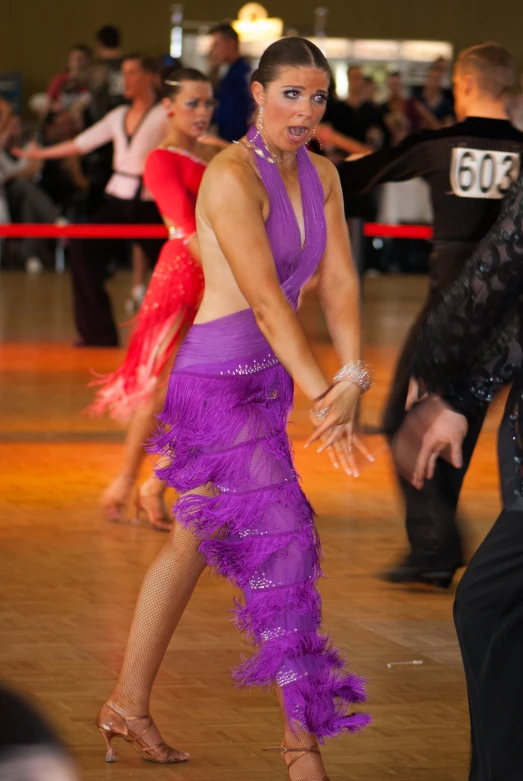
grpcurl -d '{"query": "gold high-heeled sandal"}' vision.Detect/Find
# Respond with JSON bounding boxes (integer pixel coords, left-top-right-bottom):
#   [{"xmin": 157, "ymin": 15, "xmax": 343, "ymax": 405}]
[
  {"xmin": 263, "ymin": 746, "xmax": 330, "ymax": 780},
  {"xmin": 96, "ymin": 703, "xmax": 189, "ymax": 764}
]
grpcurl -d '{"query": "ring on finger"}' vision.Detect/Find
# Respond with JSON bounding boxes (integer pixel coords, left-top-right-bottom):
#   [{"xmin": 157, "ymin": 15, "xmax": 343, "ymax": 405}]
[{"xmin": 312, "ymin": 407, "xmax": 330, "ymax": 421}]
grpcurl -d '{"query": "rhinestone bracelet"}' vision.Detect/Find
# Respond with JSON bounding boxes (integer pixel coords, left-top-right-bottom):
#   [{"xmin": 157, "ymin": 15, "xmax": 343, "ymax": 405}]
[{"xmin": 333, "ymin": 360, "xmax": 374, "ymax": 394}]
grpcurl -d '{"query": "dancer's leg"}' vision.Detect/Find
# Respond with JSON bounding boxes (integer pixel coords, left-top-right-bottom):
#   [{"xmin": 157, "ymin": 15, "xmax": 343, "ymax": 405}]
[
  {"xmin": 102, "ymin": 331, "xmax": 185, "ymax": 521},
  {"xmin": 102, "ymin": 385, "xmax": 167, "ymax": 521},
  {"xmin": 454, "ymin": 510, "xmax": 523, "ymax": 781},
  {"xmin": 275, "ymin": 688, "xmax": 328, "ymax": 780},
  {"xmin": 131, "ymin": 243, "xmax": 148, "ymax": 291},
  {"xmin": 107, "ymin": 515, "xmax": 207, "ymax": 746},
  {"xmin": 383, "ymin": 316, "xmax": 484, "ymax": 580},
  {"xmin": 126, "ymin": 244, "xmax": 148, "ymax": 313}
]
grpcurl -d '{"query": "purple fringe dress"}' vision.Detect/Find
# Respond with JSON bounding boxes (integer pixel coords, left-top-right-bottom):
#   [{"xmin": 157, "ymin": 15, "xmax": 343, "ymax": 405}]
[{"xmin": 151, "ymin": 126, "xmax": 370, "ymax": 740}]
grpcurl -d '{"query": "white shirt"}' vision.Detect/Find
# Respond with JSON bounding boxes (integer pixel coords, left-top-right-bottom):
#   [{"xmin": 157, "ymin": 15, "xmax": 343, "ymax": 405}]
[
  {"xmin": 75, "ymin": 103, "xmax": 168, "ymax": 200},
  {"xmin": 377, "ymin": 179, "xmax": 433, "ymax": 225}
]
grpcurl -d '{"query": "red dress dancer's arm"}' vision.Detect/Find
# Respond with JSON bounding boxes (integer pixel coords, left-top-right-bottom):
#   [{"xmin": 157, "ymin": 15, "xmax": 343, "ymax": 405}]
[{"xmin": 86, "ymin": 148, "xmax": 207, "ymax": 421}]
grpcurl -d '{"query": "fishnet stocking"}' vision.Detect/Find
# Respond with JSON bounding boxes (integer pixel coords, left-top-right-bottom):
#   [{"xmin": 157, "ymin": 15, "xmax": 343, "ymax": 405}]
[
  {"xmin": 105, "ymin": 484, "xmax": 329, "ymax": 775},
  {"xmin": 276, "ymin": 688, "xmax": 328, "ymax": 781},
  {"xmin": 107, "ymin": 489, "xmax": 210, "ymax": 751}
]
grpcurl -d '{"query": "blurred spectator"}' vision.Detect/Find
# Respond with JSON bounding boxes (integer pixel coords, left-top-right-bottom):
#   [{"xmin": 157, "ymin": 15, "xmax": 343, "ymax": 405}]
[
  {"xmin": 315, "ymin": 77, "xmax": 371, "ymax": 160},
  {"xmin": 0, "ymin": 99, "xmax": 14, "ymax": 138},
  {"xmin": 84, "ymin": 25, "xmax": 126, "ymax": 214},
  {"xmin": 39, "ymin": 111, "xmax": 88, "ymax": 216},
  {"xmin": 323, "ymin": 65, "xmax": 387, "ymax": 268},
  {"xmin": 414, "ymin": 63, "xmax": 455, "ymax": 127},
  {"xmin": 1, "ymin": 113, "xmax": 27, "ymax": 150},
  {"xmin": 88, "ymin": 26, "xmax": 124, "ymax": 123},
  {"xmin": 380, "ymin": 71, "xmax": 422, "ymax": 134},
  {"xmin": 324, "ymin": 65, "xmax": 387, "ymax": 149},
  {"xmin": 0, "ymin": 686, "xmax": 79, "ymax": 781},
  {"xmin": 47, "ymin": 45, "xmax": 93, "ymax": 122},
  {"xmin": 507, "ymin": 72, "xmax": 523, "ymax": 131},
  {"xmin": 363, "ymin": 75, "xmax": 378, "ymax": 104},
  {"xmin": 208, "ymin": 23, "xmax": 252, "ymax": 142},
  {"xmin": 376, "ymin": 111, "xmax": 433, "ymax": 259},
  {"xmin": 15, "ymin": 54, "xmax": 167, "ymax": 343},
  {"xmin": 0, "ymin": 115, "xmax": 58, "ymax": 271}
]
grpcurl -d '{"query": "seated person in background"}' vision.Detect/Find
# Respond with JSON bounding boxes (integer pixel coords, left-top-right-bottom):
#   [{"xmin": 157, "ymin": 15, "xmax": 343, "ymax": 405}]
[
  {"xmin": 0, "ymin": 116, "xmax": 58, "ymax": 271},
  {"xmin": 47, "ymin": 45, "xmax": 93, "ymax": 129}
]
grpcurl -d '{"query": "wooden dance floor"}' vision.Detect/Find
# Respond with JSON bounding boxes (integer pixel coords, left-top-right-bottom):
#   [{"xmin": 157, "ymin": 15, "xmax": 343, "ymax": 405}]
[{"xmin": 0, "ymin": 270, "xmax": 504, "ymax": 780}]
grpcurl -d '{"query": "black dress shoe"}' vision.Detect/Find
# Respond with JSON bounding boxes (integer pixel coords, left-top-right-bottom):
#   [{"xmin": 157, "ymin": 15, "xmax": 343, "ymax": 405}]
[{"xmin": 379, "ymin": 563, "xmax": 454, "ymax": 589}]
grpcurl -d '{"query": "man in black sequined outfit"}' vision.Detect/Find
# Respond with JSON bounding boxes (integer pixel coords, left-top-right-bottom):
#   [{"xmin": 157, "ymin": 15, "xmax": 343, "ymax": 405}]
[
  {"xmin": 394, "ymin": 172, "xmax": 523, "ymax": 781},
  {"xmin": 339, "ymin": 42, "xmax": 523, "ymax": 588}
]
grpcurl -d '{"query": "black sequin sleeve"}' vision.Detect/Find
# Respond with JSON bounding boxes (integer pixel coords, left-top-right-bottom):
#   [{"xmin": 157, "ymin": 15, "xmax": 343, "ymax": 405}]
[{"xmin": 410, "ymin": 175, "xmax": 523, "ymax": 417}]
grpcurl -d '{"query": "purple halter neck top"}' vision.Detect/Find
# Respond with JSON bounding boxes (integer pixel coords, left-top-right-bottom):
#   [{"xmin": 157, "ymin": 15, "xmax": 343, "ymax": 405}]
[
  {"xmin": 176, "ymin": 127, "xmax": 326, "ymax": 370},
  {"xmin": 246, "ymin": 125, "xmax": 326, "ymax": 309}
]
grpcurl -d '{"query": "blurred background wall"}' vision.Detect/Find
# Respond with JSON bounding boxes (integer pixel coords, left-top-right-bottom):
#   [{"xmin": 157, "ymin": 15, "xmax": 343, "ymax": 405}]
[{"xmin": 1, "ymin": 0, "xmax": 522, "ymax": 98}]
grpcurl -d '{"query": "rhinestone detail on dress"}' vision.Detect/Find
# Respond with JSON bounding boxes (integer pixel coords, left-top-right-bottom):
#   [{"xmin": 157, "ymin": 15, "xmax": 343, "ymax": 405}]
[
  {"xmin": 219, "ymin": 355, "xmax": 279, "ymax": 376},
  {"xmin": 275, "ymin": 667, "xmax": 309, "ymax": 687}
]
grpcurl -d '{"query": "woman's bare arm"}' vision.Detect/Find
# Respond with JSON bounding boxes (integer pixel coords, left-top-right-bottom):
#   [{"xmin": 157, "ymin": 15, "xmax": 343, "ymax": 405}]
[
  {"xmin": 316, "ymin": 159, "xmax": 361, "ymax": 367},
  {"xmin": 12, "ymin": 139, "xmax": 81, "ymax": 161}
]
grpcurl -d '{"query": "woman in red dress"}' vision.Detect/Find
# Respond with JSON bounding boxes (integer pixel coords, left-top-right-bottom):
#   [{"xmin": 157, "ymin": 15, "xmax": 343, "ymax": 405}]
[{"xmin": 88, "ymin": 68, "xmax": 220, "ymax": 528}]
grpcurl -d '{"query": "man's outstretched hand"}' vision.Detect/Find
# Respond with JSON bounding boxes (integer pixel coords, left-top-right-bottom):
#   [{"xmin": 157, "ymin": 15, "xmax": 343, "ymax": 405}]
[{"xmin": 392, "ymin": 395, "xmax": 468, "ymax": 489}]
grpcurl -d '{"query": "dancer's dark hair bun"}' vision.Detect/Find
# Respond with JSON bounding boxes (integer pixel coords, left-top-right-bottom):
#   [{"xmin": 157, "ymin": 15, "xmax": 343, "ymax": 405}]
[
  {"xmin": 163, "ymin": 67, "xmax": 210, "ymax": 99},
  {"xmin": 251, "ymin": 38, "xmax": 330, "ymax": 88}
]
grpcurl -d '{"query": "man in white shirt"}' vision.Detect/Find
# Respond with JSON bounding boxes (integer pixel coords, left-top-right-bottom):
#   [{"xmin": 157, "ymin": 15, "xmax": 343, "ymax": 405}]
[{"xmin": 17, "ymin": 54, "xmax": 168, "ymax": 346}]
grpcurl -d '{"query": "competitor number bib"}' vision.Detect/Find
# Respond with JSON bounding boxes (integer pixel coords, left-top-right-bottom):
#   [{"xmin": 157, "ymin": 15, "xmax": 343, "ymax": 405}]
[{"xmin": 450, "ymin": 147, "xmax": 521, "ymax": 199}]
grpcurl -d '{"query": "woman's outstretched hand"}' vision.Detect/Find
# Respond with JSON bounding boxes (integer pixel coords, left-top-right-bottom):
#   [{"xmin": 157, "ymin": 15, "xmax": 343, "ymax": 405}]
[
  {"xmin": 305, "ymin": 382, "xmax": 374, "ymax": 476},
  {"xmin": 11, "ymin": 141, "xmax": 42, "ymax": 160}
]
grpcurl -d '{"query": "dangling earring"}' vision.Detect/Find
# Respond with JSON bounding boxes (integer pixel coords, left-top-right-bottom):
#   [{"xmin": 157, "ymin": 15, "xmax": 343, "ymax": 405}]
[
  {"xmin": 254, "ymin": 105, "xmax": 264, "ymax": 141},
  {"xmin": 307, "ymin": 126, "xmax": 323, "ymax": 150},
  {"xmin": 257, "ymin": 106, "xmax": 264, "ymax": 130}
]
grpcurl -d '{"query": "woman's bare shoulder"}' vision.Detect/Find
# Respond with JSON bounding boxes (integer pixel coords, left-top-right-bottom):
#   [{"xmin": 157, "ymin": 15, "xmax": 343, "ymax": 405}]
[
  {"xmin": 307, "ymin": 149, "xmax": 340, "ymax": 200},
  {"xmin": 201, "ymin": 142, "xmax": 264, "ymax": 203}
]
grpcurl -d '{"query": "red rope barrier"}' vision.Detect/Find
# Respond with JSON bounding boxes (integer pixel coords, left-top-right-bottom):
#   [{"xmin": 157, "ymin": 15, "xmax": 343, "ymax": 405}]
[
  {"xmin": 0, "ymin": 222, "xmax": 435, "ymax": 240},
  {"xmin": 0, "ymin": 223, "xmax": 168, "ymax": 239},
  {"xmin": 364, "ymin": 223, "xmax": 433, "ymax": 239}
]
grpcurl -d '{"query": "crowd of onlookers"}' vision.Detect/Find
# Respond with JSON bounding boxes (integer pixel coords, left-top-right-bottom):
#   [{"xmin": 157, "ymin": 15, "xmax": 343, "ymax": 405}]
[
  {"xmin": 0, "ymin": 25, "xmax": 185, "ymax": 270},
  {"xmin": 1, "ymin": 21, "xmax": 523, "ymax": 274}
]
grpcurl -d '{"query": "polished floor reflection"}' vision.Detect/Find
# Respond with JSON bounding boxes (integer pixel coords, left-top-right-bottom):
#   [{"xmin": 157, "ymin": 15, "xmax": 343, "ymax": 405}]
[{"xmin": 0, "ymin": 270, "xmax": 504, "ymax": 780}]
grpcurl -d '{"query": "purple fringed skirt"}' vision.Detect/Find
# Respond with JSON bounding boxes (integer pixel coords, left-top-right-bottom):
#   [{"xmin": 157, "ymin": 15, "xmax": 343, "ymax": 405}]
[{"xmin": 150, "ymin": 308, "xmax": 370, "ymax": 740}]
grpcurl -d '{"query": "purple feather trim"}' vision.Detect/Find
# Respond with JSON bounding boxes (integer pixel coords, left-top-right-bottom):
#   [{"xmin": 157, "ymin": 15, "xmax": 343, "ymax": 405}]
[
  {"xmin": 170, "ymin": 480, "xmax": 316, "ymax": 540},
  {"xmin": 234, "ymin": 632, "xmax": 343, "ymax": 686},
  {"xmin": 234, "ymin": 582, "xmax": 323, "ymax": 641},
  {"xmin": 199, "ymin": 528, "xmax": 315, "ymax": 586},
  {"xmin": 148, "ymin": 366, "xmax": 370, "ymax": 740},
  {"xmin": 283, "ymin": 670, "xmax": 371, "ymax": 740}
]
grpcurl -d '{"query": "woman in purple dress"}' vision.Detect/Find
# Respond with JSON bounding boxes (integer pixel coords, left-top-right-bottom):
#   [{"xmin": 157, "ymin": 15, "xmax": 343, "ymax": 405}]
[{"xmin": 96, "ymin": 38, "xmax": 371, "ymax": 779}]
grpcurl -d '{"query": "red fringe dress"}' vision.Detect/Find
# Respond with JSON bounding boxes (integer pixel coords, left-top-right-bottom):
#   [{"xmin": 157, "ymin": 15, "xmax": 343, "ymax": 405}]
[{"xmin": 87, "ymin": 147, "xmax": 206, "ymax": 422}]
